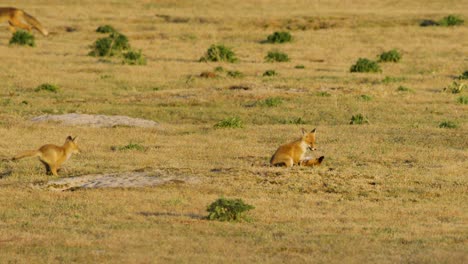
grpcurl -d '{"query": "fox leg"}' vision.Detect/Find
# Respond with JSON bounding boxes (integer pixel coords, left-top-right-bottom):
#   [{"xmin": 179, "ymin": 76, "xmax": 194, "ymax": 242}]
[
  {"xmin": 49, "ymin": 165, "xmax": 59, "ymax": 176},
  {"xmin": 39, "ymin": 160, "xmax": 52, "ymax": 175},
  {"xmin": 273, "ymin": 158, "xmax": 294, "ymax": 167},
  {"xmin": 8, "ymin": 19, "xmax": 32, "ymax": 32}
]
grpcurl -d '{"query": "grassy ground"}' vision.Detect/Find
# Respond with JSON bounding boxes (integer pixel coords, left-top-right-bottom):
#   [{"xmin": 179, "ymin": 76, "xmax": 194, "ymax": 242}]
[{"xmin": 0, "ymin": 0, "xmax": 467, "ymax": 263}]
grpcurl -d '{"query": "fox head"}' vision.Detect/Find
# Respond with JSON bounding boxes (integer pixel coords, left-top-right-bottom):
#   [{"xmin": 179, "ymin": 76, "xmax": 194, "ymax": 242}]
[
  {"xmin": 301, "ymin": 128, "xmax": 317, "ymax": 151},
  {"xmin": 65, "ymin": 136, "xmax": 81, "ymax": 154}
]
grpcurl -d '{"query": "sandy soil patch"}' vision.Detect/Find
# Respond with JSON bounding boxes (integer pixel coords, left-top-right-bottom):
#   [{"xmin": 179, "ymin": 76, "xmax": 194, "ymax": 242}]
[{"xmin": 31, "ymin": 114, "xmax": 159, "ymax": 128}]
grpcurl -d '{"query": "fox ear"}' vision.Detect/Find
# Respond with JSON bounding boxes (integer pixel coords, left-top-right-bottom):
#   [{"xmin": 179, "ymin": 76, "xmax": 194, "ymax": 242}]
[
  {"xmin": 311, "ymin": 128, "xmax": 316, "ymax": 133},
  {"xmin": 72, "ymin": 136, "xmax": 78, "ymax": 142},
  {"xmin": 66, "ymin": 136, "xmax": 73, "ymax": 141},
  {"xmin": 301, "ymin": 128, "xmax": 307, "ymax": 135}
]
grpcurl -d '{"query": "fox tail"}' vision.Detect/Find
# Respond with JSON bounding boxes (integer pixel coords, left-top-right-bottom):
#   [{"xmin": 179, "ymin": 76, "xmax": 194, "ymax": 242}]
[
  {"xmin": 22, "ymin": 11, "xmax": 48, "ymax": 36},
  {"xmin": 300, "ymin": 156, "xmax": 325, "ymax": 167},
  {"xmin": 12, "ymin": 150, "xmax": 41, "ymax": 161}
]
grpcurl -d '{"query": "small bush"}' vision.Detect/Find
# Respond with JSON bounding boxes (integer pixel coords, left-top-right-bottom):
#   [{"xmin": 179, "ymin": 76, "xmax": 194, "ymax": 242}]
[
  {"xmin": 113, "ymin": 143, "xmax": 145, "ymax": 151},
  {"xmin": 438, "ymin": 121, "xmax": 458, "ymax": 129},
  {"xmin": 359, "ymin": 94, "xmax": 372, "ymax": 101},
  {"xmin": 9, "ymin": 30, "xmax": 35, "ymax": 47},
  {"xmin": 206, "ymin": 198, "xmax": 254, "ymax": 222},
  {"xmin": 457, "ymin": 96, "xmax": 468, "ymax": 104},
  {"xmin": 265, "ymin": 31, "xmax": 292, "ymax": 44},
  {"xmin": 226, "ymin": 70, "xmax": 243, "ymax": 78},
  {"xmin": 200, "ymin": 44, "xmax": 237, "ymax": 63},
  {"xmin": 458, "ymin": 71, "xmax": 468, "ymax": 80},
  {"xmin": 214, "ymin": 117, "xmax": 243, "ymax": 129},
  {"xmin": 122, "ymin": 50, "xmax": 146, "ymax": 65},
  {"xmin": 89, "ymin": 32, "xmax": 130, "ymax": 57},
  {"xmin": 295, "ymin": 65, "xmax": 305, "ymax": 69},
  {"xmin": 35, "ymin": 83, "xmax": 59, "ymax": 93},
  {"xmin": 96, "ymin": 25, "xmax": 117, "ymax": 34},
  {"xmin": 350, "ymin": 114, "xmax": 369, "ymax": 125},
  {"xmin": 444, "ymin": 81, "xmax": 465, "ymax": 94},
  {"xmin": 317, "ymin": 91, "xmax": 331, "ymax": 97},
  {"xmin": 379, "ymin": 49, "xmax": 401, "ymax": 63},
  {"xmin": 397, "ymin": 86, "xmax": 412, "ymax": 92},
  {"xmin": 350, "ymin": 58, "xmax": 381, "ymax": 73},
  {"xmin": 258, "ymin": 97, "xmax": 283, "ymax": 107},
  {"xmin": 263, "ymin": 70, "xmax": 277, "ymax": 77},
  {"xmin": 265, "ymin": 51, "xmax": 290, "ymax": 62},
  {"xmin": 438, "ymin": 15, "xmax": 464, "ymax": 27}
]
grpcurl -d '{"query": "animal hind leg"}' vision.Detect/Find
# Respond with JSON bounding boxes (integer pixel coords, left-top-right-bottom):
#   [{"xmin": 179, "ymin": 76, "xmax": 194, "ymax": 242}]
[
  {"xmin": 40, "ymin": 160, "xmax": 51, "ymax": 175},
  {"xmin": 9, "ymin": 19, "xmax": 32, "ymax": 32}
]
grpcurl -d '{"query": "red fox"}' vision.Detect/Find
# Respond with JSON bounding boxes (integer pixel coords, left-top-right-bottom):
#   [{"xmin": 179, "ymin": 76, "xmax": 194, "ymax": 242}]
[
  {"xmin": 270, "ymin": 128, "xmax": 324, "ymax": 167},
  {"xmin": 12, "ymin": 136, "xmax": 80, "ymax": 176},
  {"xmin": 0, "ymin": 7, "xmax": 48, "ymax": 36}
]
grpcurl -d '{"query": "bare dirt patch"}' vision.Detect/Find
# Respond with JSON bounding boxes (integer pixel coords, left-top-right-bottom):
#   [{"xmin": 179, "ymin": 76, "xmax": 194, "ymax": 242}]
[
  {"xmin": 33, "ymin": 170, "xmax": 197, "ymax": 191},
  {"xmin": 31, "ymin": 113, "xmax": 159, "ymax": 128}
]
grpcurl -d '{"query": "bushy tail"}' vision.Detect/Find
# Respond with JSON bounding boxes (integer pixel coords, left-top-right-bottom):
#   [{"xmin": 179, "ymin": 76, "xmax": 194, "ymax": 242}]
[
  {"xmin": 300, "ymin": 156, "xmax": 325, "ymax": 167},
  {"xmin": 23, "ymin": 12, "xmax": 48, "ymax": 36},
  {"xmin": 12, "ymin": 150, "xmax": 41, "ymax": 161}
]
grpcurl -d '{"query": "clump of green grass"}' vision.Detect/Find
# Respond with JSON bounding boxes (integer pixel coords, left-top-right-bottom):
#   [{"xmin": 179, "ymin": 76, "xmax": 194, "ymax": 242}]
[
  {"xmin": 214, "ymin": 117, "xmax": 243, "ymax": 129},
  {"xmin": 96, "ymin": 25, "xmax": 117, "ymax": 34},
  {"xmin": 378, "ymin": 49, "xmax": 401, "ymax": 63},
  {"xmin": 381, "ymin": 76, "xmax": 405, "ymax": 84},
  {"xmin": 282, "ymin": 117, "xmax": 307, "ymax": 125},
  {"xmin": 265, "ymin": 51, "xmax": 290, "ymax": 62},
  {"xmin": 122, "ymin": 50, "xmax": 146, "ymax": 65},
  {"xmin": 257, "ymin": 97, "xmax": 283, "ymax": 107},
  {"xmin": 295, "ymin": 65, "xmax": 305, "ymax": 69},
  {"xmin": 206, "ymin": 198, "xmax": 254, "ymax": 222},
  {"xmin": 264, "ymin": 31, "xmax": 292, "ymax": 44},
  {"xmin": 438, "ymin": 15, "xmax": 464, "ymax": 27},
  {"xmin": 112, "ymin": 143, "xmax": 146, "ymax": 151},
  {"xmin": 263, "ymin": 70, "xmax": 277, "ymax": 77},
  {"xmin": 458, "ymin": 71, "xmax": 468, "ymax": 80},
  {"xmin": 350, "ymin": 114, "xmax": 369, "ymax": 125},
  {"xmin": 444, "ymin": 81, "xmax": 465, "ymax": 94},
  {"xmin": 359, "ymin": 94, "xmax": 372, "ymax": 101},
  {"xmin": 9, "ymin": 30, "xmax": 35, "ymax": 47},
  {"xmin": 397, "ymin": 86, "xmax": 413, "ymax": 92},
  {"xmin": 214, "ymin": 66, "xmax": 224, "ymax": 72},
  {"xmin": 35, "ymin": 83, "xmax": 59, "ymax": 93},
  {"xmin": 200, "ymin": 44, "xmax": 237, "ymax": 63},
  {"xmin": 89, "ymin": 32, "xmax": 130, "ymax": 57},
  {"xmin": 457, "ymin": 96, "xmax": 468, "ymax": 104},
  {"xmin": 226, "ymin": 70, "xmax": 243, "ymax": 78},
  {"xmin": 438, "ymin": 121, "xmax": 458, "ymax": 129},
  {"xmin": 317, "ymin": 91, "xmax": 331, "ymax": 97},
  {"xmin": 350, "ymin": 58, "xmax": 381, "ymax": 73}
]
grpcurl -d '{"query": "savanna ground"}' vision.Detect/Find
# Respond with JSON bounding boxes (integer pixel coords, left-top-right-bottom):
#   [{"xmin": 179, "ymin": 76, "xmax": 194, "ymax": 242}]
[{"xmin": 0, "ymin": 0, "xmax": 467, "ymax": 263}]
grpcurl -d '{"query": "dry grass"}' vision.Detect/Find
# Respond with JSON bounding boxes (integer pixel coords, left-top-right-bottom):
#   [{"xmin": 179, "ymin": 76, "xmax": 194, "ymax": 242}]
[{"xmin": 0, "ymin": 0, "xmax": 467, "ymax": 263}]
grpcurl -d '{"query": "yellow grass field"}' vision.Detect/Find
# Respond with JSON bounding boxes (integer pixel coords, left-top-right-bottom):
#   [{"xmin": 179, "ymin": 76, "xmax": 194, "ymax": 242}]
[{"xmin": 0, "ymin": 0, "xmax": 467, "ymax": 263}]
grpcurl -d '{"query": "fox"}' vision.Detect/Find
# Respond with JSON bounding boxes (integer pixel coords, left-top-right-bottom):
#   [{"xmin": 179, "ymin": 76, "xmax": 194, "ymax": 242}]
[
  {"xmin": 270, "ymin": 128, "xmax": 324, "ymax": 167},
  {"xmin": 0, "ymin": 7, "xmax": 48, "ymax": 36},
  {"xmin": 12, "ymin": 136, "xmax": 80, "ymax": 176}
]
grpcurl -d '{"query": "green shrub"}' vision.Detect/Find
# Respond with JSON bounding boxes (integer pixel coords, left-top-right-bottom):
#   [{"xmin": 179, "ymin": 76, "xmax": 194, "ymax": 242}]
[
  {"xmin": 359, "ymin": 94, "xmax": 372, "ymax": 101},
  {"xmin": 295, "ymin": 65, "xmax": 305, "ymax": 69},
  {"xmin": 265, "ymin": 51, "xmax": 290, "ymax": 62},
  {"xmin": 263, "ymin": 70, "xmax": 277, "ymax": 77},
  {"xmin": 350, "ymin": 58, "xmax": 381, "ymax": 73},
  {"xmin": 258, "ymin": 97, "xmax": 283, "ymax": 107},
  {"xmin": 265, "ymin": 31, "xmax": 292, "ymax": 44},
  {"xmin": 200, "ymin": 44, "xmax": 237, "ymax": 63},
  {"xmin": 89, "ymin": 32, "xmax": 130, "ymax": 57},
  {"xmin": 438, "ymin": 15, "xmax": 464, "ymax": 26},
  {"xmin": 444, "ymin": 81, "xmax": 465, "ymax": 94},
  {"xmin": 96, "ymin": 25, "xmax": 117, "ymax": 34},
  {"xmin": 206, "ymin": 198, "xmax": 254, "ymax": 222},
  {"xmin": 9, "ymin": 30, "xmax": 35, "ymax": 47},
  {"xmin": 457, "ymin": 96, "xmax": 468, "ymax": 105},
  {"xmin": 35, "ymin": 83, "xmax": 59, "ymax": 93},
  {"xmin": 122, "ymin": 49, "xmax": 146, "ymax": 65},
  {"xmin": 214, "ymin": 117, "xmax": 243, "ymax": 129},
  {"xmin": 350, "ymin": 114, "xmax": 369, "ymax": 125},
  {"xmin": 397, "ymin": 86, "xmax": 412, "ymax": 92},
  {"xmin": 226, "ymin": 70, "xmax": 243, "ymax": 78},
  {"xmin": 113, "ymin": 143, "xmax": 145, "ymax": 151},
  {"xmin": 438, "ymin": 121, "xmax": 458, "ymax": 129},
  {"xmin": 379, "ymin": 49, "xmax": 401, "ymax": 63},
  {"xmin": 458, "ymin": 71, "xmax": 468, "ymax": 80}
]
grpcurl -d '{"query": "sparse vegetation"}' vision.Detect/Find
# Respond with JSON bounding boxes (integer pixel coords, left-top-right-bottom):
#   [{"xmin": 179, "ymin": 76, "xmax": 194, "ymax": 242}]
[
  {"xmin": 438, "ymin": 15, "xmax": 464, "ymax": 26},
  {"xmin": 317, "ymin": 91, "xmax": 331, "ymax": 97},
  {"xmin": 122, "ymin": 50, "xmax": 147, "ymax": 65},
  {"xmin": 379, "ymin": 49, "xmax": 401, "ymax": 63},
  {"xmin": 257, "ymin": 97, "xmax": 283, "ymax": 107},
  {"xmin": 350, "ymin": 58, "xmax": 381, "ymax": 73},
  {"xmin": 265, "ymin": 51, "xmax": 290, "ymax": 62},
  {"xmin": 264, "ymin": 31, "xmax": 292, "ymax": 44},
  {"xmin": 350, "ymin": 114, "xmax": 369, "ymax": 124},
  {"xmin": 382, "ymin": 76, "xmax": 405, "ymax": 84},
  {"xmin": 112, "ymin": 143, "xmax": 146, "ymax": 151},
  {"xmin": 206, "ymin": 198, "xmax": 254, "ymax": 222},
  {"xmin": 9, "ymin": 30, "xmax": 35, "ymax": 47},
  {"xmin": 457, "ymin": 96, "xmax": 468, "ymax": 104},
  {"xmin": 226, "ymin": 70, "xmax": 243, "ymax": 78},
  {"xmin": 397, "ymin": 86, "xmax": 413, "ymax": 92},
  {"xmin": 438, "ymin": 121, "xmax": 458, "ymax": 129},
  {"xmin": 35, "ymin": 83, "xmax": 59, "ymax": 93},
  {"xmin": 200, "ymin": 44, "xmax": 237, "ymax": 63},
  {"xmin": 295, "ymin": 65, "xmax": 305, "ymax": 69},
  {"xmin": 444, "ymin": 81, "xmax": 465, "ymax": 94},
  {"xmin": 359, "ymin": 94, "xmax": 372, "ymax": 101},
  {"xmin": 263, "ymin": 70, "xmax": 277, "ymax": 76},
  {"xmin": 214, "ymin": 117, "xmax": 243, "ymax": 128}
]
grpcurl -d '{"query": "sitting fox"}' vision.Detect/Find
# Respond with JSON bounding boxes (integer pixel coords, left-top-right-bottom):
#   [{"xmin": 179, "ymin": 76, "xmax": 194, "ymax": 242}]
[
  {"xmin": 270, "ymin": 128, "xmax": 324, "ymax": 167},
  {"xmin": 12, "ymin": 136, "xmax": 80, "ymax": 176},
  {"xmin": 0, "ymin": 7, "xmax": 48, "ymax": 36}
]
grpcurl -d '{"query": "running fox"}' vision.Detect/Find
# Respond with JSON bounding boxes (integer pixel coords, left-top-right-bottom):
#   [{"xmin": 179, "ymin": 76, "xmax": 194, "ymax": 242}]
[
  {"xmin": 12, "ymin": 136, "xmax": 80, "ymax": 176},
  {"xmin": 0, "ymin": 7, "xmax": 48, "ymax": 36},
  {"xmin": 270, "ymin": 128, "xmax": 324, "ymax": 167}
]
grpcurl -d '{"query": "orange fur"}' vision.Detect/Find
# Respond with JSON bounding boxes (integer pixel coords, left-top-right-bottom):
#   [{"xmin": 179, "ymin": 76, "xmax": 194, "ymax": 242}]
[{"xmin": 0, "ymin": 7, "xmax": 48, "ymax": 36}]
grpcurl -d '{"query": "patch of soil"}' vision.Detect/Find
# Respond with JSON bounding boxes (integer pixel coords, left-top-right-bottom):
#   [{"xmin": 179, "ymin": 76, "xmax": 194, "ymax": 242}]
[{"xmin": 31, "ymin": 113, "xmax": 159, "ymax": 128}]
